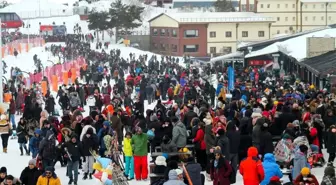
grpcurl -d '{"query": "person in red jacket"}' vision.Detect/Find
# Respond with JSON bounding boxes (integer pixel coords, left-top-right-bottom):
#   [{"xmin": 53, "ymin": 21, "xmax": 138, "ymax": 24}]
[
  {"xmin": 239, "ymin": 147, "xmax": 265, "ymax": 185},
  {"xmin": 192, "ymin": 122, "xmax": 207, "ymax": 170}
]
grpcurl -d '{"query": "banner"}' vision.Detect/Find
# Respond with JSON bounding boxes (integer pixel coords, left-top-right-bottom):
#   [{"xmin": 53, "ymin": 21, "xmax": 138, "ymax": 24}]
[
  {"xmin": 41, "ymin": 81, "xmax": 47, "ymax": 96},
  {"xmin": 228, "ymin": 66, "xmax": 235, "ymax": 91},
  {"xmin": 52, "ymin": 75, "xmax": 58, "ymax": 92},
  {"xmin": 63, "ymin": 71, "xmax": 68, "ymax": 86}
]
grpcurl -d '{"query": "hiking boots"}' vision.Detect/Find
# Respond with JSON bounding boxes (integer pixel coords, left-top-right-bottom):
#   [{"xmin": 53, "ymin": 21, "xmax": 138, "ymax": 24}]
[
  {"xmin": 83, "ymin": 173, "xmax": 88, "ymax": 180},
  {"xmin": 68, "ymin": 179, "xmax": 73, "ymax": 185},
  {"xmin": 3, "ymin": 148, "xmax": 7, "ymax": 153}
]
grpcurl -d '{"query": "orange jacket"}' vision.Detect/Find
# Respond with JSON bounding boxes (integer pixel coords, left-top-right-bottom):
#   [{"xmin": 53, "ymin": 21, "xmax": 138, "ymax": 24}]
[{"xmin": 239, "ymin": 147, "xmax": 265, "ymax": 185}]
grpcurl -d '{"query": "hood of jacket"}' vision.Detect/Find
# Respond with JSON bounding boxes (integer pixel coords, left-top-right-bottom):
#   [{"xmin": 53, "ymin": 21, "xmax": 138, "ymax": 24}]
[
  {"xmin": 168, "ymin": 170, "xmax": 178, "ymax": 180},
  {"xmin": 263, "ymin": 153, "xmax": 276, "ymax": 163},
  {"xmin": 186, "ymin": 162, "xmax": 201, "ymax": 174},
  {"xmin": 247, "ymin": 146, "xmax": 258, "ymax": 157}
]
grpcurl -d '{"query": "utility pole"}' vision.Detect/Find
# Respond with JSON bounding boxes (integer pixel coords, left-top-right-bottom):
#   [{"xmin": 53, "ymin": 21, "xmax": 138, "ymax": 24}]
[{"xmin": 0, "ymin": 18, "xmax": 3, "ymax": 103}]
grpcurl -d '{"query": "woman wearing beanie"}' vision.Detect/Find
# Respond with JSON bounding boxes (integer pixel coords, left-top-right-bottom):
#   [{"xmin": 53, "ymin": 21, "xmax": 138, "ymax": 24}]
[
  {"xmin": 19, "ymin": 159, "xmax": 42, "ymax": 185},
  {"xmin": 293, "ymin": 167, "xmax": 319, "ymax": 185},
  {"xmin": 321, "ymin": 166, "xmax": 336, "ymax": 185}
]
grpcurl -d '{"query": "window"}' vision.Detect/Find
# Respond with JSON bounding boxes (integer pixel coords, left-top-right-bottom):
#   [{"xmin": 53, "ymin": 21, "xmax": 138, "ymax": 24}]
[
  {"xmin": 241, "ymin": 4, "xmax": 247, "ymax": 11},
  {"xmin": 293, "ymin": 17, "xmax": 296, "ymax": 21},
  {"xmin": 210, "ymin": 31, "xmax": 216, "ymax": 38},
  {"xmin": 223, "ymin": 47, "xmax": 232, "ymax": 53},
  {"xmin": 260, "ymin": 4, "xmax": 263, "ymax": 8},
  {"xmin": 277, "ymin": 17, "xmax": 280, "ymax": 21},
  {"xmin": 13, "ymin": 14, "xmax": 19, "ymax": 21},
  {"xmin": 184, "ymin": 30, "xmax": 198, "ymax": 38},
  {"xmin": 225, "ymin": 31, "xmax": 232, "ymax": 37},
  {"xmin": 171, "ymin": 44, "xmax": 177, "ymax": 52},
  {"xmin": 172, "ymin": 29, "xmax": 177, "ymax": 37},
  {"xmin": 152, "ymin": 43, "xmax": 158, "ymax": 50},
  {"xmin": 313, "ymin": 16, "xmax": 316, "ymax": 21},
  {"xmin": 183, "ymin": 45, "xmax": 199, "ymax": 52},
  {"xmin": 258, "ymin": 31, "xmax": 265, "ymax": 37},
  {"xmin": 285, "ymin": 4, "xmax": 288, "ymax": 8},
  {"xmin": 5, "ymin": 14, "xmax": 10, "ymax": 21},
  {"xmin": 242, "ymin": 31, "xmax": 248, "ymax": 37},
  {"xmin": 313, "ymin": 4, "xmax": 316, "ymax": 8},
  {"xmin": 267, "ymin": 4, "xmax": 270, "ymax": 8},
  {"xmin": 210, "ymin": 47, "xmax": 216, "ymax": 54},
  {"xmin": 153, "ymin": 28, "xmax": 158, "ymax": 36},
  {"xmin": 160, "ymin": 29, "xmax": 165, "ymax": 36},
  {"xmin": 277, "ymin": 4, "xmax": 280, "ymax": 8},
  {"xmin": 249, "ymin": 4, "xmax": 254, "ymax": 11},
  {"xmin": 321, "ymin": 16, "xmax": 324, "ymax": 20},
  {"xmin": 305, "ymin": 16, "xmax": 308, "ymax": 21},
  {"xmin": 293, "ymin": 4, "xmax": 295, "ymax": 8},
  {"xmin": 277, "ymin": 30, "xmax": 280, "ymax": 34},
  {"xmin": 161, "ymin": 44, "xmax": 165, "ymax": 50},
  {"xmin": 285, "ymin": 17, "xmax": 288, "ymax": 21}
]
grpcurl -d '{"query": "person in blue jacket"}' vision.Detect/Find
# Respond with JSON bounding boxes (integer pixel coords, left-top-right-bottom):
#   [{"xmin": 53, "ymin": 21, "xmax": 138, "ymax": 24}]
[
  {"xmin": 97, "ymin": 121, "xmax": 111, "ymax": 157},
  {"xmin": 29, "ymin": 129, "xmax": 43, "ymax": 158},
  {"xmin": 260, "ymin": 153, "xmax": 283, "ymax": 185}
]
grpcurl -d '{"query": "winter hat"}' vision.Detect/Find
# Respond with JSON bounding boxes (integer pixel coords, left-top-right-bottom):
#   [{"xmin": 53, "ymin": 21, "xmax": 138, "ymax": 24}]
[
  {"xmin": 175, "ymin": 169, "xmax": 183, "ymax": 176},
  {"xmin": 103, "ymin": 121, "xmax": 110, "ymax": 127},
  {"xmin": 0, "ymin": 167, "xmax": 7, "ymax": 174},
  {"xmin": 86, "ymin": 127, "xmax": 94, "ymax": 135},
  {"xmin": 301, "ymin": 167, "xmax": 310, "ymax": 176},
  {"xmin": 282, "ymin": 133, "xmax": 291, "ymax": 140},
  {"xmin": 70, "ymin": 133, "xmax": 78, "ymax": 139},
  {"xmin": 162, "ymin": 153, "xmax": 169, "ymax": 159},
  {"xmin": 155, "ymin": 156, "xmax": 167, "ymax": 166},
  {"xmin": 292, "ymin": 120, "xmax": 300, "ymax": 127},
  {"xmin": 217, "ymin": 129, "xmax": 225, "ymax": 136},
  {"xmin": 29, "ymin": 159, "xmax": 36, "ymax": 166},
  {"xmin": 45, "ymin": 166, "xmax": 55, "ymax": 173},
  {"xmin": 247, "ymin": 147, "xmax": 258, "ymax": 157},
  {"xmin": 324, "ymin": 166, "xmax": 335, "ymax": 177},
  {"xmin": 34, "ymin": 129, "xmax": 42, "ymax": 135},
  {"xmin": 150, "ymin": 113, "xmax": 158, "ymax": 122}
]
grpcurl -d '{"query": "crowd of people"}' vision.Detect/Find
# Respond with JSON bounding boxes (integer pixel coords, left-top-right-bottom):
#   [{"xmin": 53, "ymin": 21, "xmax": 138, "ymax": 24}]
[{"xmin": 0, "ymin": 33, "xmax": 334, "ymax": 185}]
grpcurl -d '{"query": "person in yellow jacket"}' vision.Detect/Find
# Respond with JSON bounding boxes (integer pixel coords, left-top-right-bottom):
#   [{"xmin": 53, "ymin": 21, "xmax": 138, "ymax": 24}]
[
  {"xmin": 0, "ymin": 114, "xmax": 11, "ymax": 153},
  {"xmin": 36, "ymin": 166, "xmax": 61, "ymax": 185},
  {"xmin": 123, "ymin": 132, "xmax": 134, "ymax": 180}
]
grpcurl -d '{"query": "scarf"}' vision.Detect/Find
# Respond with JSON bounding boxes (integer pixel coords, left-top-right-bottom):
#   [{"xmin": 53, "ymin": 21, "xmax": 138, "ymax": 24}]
[{"xmin": 322, "ymin": 176, "xmax": 335, "ymax": 185}]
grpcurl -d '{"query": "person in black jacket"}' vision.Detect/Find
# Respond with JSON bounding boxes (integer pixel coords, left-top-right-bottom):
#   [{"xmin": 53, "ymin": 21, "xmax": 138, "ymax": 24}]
[
  {"xmin": 16, "ymin": 118, "xmax": 29, "ymax": 156},
  {"xmin": 216, "ymin": 129, "xmax": 230, "ymax": 159},
  {"xmin": 63, "ymin": 134, "xmax": 83, "ymax": 185},
  {"xmin": 226, "ymin": 121, "xmax": 240, "ymax": 183},
  {"xmin": 19, "ymin": 159, "xmax": 42, "ymax": 185},
  {"xmin": 81, "ymin": 127, "xmax": 98, "ymax": 180},
  {"xmin": 259, "ymin": 122, "xmax": 274, "ymax": 157}
]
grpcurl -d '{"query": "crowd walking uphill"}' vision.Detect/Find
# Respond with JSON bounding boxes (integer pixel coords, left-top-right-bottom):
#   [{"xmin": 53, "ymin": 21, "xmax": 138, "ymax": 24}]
[{"xmin": 0, "ymin": 34, "xmax": 335, "ymax": 185}]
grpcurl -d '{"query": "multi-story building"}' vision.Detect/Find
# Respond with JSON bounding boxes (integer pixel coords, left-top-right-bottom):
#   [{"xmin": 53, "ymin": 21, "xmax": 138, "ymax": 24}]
[
  {"xmin": 254, "ymin": 0, "xmax": 336, "ymax": 35},
  {"xmin": 148, "ymin": 12, "xmax": 274, "ymax": 57}
]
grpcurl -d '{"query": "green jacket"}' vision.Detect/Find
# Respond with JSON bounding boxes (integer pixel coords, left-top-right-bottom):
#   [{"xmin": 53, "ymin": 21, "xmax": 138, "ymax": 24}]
[{"xmin": 131, "ymin": 133, "xmax": 148, "ymax": 156}]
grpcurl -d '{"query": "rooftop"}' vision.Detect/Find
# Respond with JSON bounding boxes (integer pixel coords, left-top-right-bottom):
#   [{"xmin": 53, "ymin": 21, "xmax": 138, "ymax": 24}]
[{"xmin": 149, "ymin": 12, "xmax": 274, "ymax": 23}]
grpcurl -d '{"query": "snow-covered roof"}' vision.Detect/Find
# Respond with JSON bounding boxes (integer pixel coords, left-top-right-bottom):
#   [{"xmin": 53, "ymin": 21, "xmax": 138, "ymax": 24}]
[
  {"xmin": 152, "ymin": 12, "xmax": 274, "ymax": 23},
  {"xmin": 300, "ymin": 0, "xmax": 336, "ymax": 3},
  {"xmin": 173, "ymin": 0, "xmax": 217, "ymax": 2},
  {"xmin": 0, "ymin": 0, "xmax": 69, "ymax": 13},
  {"xmin": 245, "ymin": 28, "xmax": 336, "ymax": 61},
  {"xmin": 209, "ymin": 51, "xmax": 244, "ymax": 63}
]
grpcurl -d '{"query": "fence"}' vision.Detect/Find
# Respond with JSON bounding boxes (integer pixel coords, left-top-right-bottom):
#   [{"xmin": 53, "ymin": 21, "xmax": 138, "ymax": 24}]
[
  {"xmin": 26, "ymin": 57, "xmax": 86, "ymax": 92},
  {"xmin": 1, "ymin": 38, "xmax": 44, "ymax": 58},
  {"xmin": 18, "ymin": 9, "xmax": 73, "ymax": 19}
]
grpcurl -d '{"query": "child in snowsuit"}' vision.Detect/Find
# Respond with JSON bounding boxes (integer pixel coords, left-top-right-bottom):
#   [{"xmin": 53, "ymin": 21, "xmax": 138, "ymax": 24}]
[{"xmin": 123, "ymin": 132, "xmax": 134, "ymax": 180}]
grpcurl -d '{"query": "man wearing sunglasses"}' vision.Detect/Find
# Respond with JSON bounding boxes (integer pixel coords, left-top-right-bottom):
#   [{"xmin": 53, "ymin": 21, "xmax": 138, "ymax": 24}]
[{"xmin": 36, "ymin": 166, "xmax": 61, "ymax": 185}]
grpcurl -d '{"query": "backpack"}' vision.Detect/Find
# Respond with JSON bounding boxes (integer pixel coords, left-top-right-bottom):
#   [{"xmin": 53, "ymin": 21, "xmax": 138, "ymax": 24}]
[
  {"xmin": 42, "ymin": 138, "xmax": 56, "ymax": 158},
  {"xmin": 70, "ymin": 97, "xmax": 78, "ymax": 107}
]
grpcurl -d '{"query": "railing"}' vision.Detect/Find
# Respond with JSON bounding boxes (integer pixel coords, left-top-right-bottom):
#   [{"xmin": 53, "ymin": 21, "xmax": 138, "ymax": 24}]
[{"xmin": 16, "ymin": 9, "xmax": 73, "ymax": 19}]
